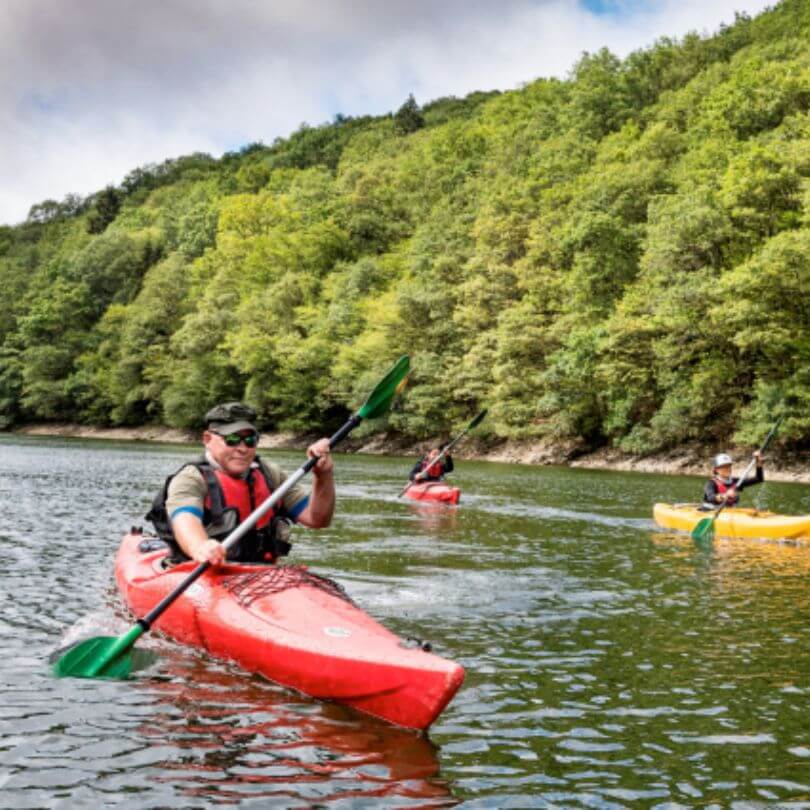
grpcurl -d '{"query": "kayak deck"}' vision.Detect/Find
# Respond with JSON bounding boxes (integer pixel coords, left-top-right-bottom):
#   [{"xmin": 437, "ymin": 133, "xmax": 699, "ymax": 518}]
[
  {"xmin": 653, "ymin": 503, "xmax": 810, "ymax": 540},
  {"xmin": 115, "ymin": 534, "xmax": 464, "ymax": 730}
]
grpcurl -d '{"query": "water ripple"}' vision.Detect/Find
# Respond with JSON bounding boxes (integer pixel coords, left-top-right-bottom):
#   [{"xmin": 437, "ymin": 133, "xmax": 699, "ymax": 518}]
[{"xmin": 2, "ymin": 436, "xmax": 810, "ymax": 806}]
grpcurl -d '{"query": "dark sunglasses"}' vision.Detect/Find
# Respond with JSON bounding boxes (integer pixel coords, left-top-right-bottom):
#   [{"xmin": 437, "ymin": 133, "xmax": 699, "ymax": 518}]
[{"xmin": 215, "ymin": 431, "xmax": 259, "ymax": 448}]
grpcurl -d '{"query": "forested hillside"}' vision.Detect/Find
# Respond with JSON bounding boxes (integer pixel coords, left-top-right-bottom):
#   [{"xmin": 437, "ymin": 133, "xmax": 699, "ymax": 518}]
[{"xmin": 1, "ymin": 0, "xmax": 808, "ymax": 454}]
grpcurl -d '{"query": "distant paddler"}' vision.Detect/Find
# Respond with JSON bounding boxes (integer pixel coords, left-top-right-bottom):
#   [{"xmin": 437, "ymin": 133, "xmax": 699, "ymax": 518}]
[
  {"xmin": 690, "ymin": 417, "xmax": 781, "ymax": 543},
  {"xmin": 409, "ymin": 445, "xmax": 454, "ymax": 484},
  {"xmin": 398, "ymin": 409, "xmax": 487, "ymax": 498},
  {"xmin": 701, "ymin": 451, "xmax": 765, "ymax": 511}
]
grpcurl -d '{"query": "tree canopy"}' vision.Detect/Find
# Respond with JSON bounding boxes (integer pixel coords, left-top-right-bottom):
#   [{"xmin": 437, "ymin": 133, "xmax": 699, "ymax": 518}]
[{"xmin": 1, "ymin": 0, "xmax": 808, "ymax": 455}]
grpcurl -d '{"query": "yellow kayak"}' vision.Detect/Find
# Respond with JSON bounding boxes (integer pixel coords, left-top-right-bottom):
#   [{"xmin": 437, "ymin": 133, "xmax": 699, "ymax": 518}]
[{"xmin": 653, "ymin": 503, "xmax": 810, "ymax": 541}]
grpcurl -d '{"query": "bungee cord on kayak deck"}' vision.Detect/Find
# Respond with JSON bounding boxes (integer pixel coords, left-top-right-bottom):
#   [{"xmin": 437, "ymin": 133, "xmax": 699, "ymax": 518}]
[{"xmin": 221, "ymin": 564, "xmax": 357, "ymax": 609}]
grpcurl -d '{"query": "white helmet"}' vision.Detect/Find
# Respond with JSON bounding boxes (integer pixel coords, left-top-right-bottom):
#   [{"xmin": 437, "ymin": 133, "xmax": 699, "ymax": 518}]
[{"xmin": 712, "ymin": 453, "xmax": 733, "ymax": 469}]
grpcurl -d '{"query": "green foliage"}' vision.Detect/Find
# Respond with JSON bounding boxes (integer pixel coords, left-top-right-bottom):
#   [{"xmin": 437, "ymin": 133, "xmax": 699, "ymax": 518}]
[
  {"xmin": 566, "ymin": 48, "xmax": 637, "ymax": 140},
  {"xmin": 393, "ymin": 94, "xmax": 426, "ymax": 135},
  {"xmin": 120, "ymin": 153, "xmax": 218, "ymax": 199},
  {"xmin": 421, "ymin": 92, "xmax": 500, "ymax": 126},
  {"xmin": 1, "ymin": 0, "xmax": 809, "ymax": 455},
  {"xmin": 267, "ymin": 117, "xmax": 373, "ymax": 171},
  {"xmin": 87, "ymin": 186, "xmax": 122, "ymax": 234}
]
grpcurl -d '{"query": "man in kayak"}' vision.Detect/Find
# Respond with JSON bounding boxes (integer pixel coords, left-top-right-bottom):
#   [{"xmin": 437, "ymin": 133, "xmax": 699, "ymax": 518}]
[
  {"xmin": 702, "ymin": 451, "xmax": 764, "ymax": 510},
  {"xmin": 147, "ymin": 402, "xmax": 335, "ymax": 566},
  {"xmin": 409, "ymin": 445, "xmax": 454, "ymax": 483}
]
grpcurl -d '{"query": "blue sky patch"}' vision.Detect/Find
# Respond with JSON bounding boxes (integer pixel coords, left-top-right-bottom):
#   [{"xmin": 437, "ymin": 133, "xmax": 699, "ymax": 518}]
[{"xmin": 579, "ymin": 0, "xmax": 657, "ymax": 19}]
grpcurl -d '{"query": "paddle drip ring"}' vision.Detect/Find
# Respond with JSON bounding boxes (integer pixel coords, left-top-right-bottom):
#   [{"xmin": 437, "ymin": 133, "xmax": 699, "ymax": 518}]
[{"xmin": 221, "ymin": 565, "xmax": 356, "ymax": 608}]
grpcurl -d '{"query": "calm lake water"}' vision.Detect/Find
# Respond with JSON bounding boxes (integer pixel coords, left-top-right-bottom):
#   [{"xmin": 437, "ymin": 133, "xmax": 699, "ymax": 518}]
[{"xmin": 1, "ymin": 434, "xmax": 809, "ymax": 808}]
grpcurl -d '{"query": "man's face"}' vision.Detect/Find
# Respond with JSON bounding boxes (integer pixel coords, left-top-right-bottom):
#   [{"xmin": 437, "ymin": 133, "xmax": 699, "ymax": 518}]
[
  {"xmin": 204, "ymin": 429, "xmax": 258, "ymax": 476},
  {"xmin": 715, "ymin": 464, "xmax": 733, "ymax": 479}
]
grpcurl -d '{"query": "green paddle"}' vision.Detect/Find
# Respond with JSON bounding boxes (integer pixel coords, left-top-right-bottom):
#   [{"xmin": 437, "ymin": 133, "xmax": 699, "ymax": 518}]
[
  {"xmin": 691, "ymin": 416, "xmax": 783, "ymax": 544},
  {"xmin": 53, "ymin": 355, "xmax": 410, "ymax": 680},
  {"xmin": 399, "ymin": 408, "xmax": 487, "ymax": 497}
]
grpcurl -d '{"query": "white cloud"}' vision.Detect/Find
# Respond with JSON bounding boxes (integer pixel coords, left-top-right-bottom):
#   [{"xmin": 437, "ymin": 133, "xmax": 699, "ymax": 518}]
[{"xmin": 1, "ymin": 0, "xmax": 774, "ymax": 225}]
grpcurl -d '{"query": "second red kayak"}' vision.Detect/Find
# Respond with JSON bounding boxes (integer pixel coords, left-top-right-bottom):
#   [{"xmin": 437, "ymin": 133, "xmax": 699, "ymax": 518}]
[
  {"xmin": 115, "ymin": 533, "xmax": 464, "ymax": 730},
  {"xmin": 403, "ymin": 481, "xmax": 461, "ymax": 504}
]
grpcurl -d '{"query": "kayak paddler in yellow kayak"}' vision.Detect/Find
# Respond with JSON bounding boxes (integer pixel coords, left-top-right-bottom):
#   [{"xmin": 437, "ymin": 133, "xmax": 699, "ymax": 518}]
[{"xmin": 701, "ymin": 451, "xmax": 765, "ymax": 511}]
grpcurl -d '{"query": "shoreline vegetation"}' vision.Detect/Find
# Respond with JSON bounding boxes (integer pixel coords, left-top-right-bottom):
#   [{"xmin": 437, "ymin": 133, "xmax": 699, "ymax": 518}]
[
  {"xmin": 2, "ymin": 3, "xmax": 809, "ymax": 465},
  {"xmin": 9, "ymin": 423, "xmax": 810, "ymax": 484}
]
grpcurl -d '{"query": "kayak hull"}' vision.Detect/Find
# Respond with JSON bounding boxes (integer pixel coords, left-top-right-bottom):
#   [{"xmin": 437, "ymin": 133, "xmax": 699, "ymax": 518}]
[
  {"xmin": 403, "ymin": 481, "xmax": 461, "ymax": 504},
  {"xmin": 115, "ymin": 534, "xmax": 464, "ymax": 730},
  {"xmin": 653, "ymin": 503, "xmax": 810, "ymax": 540}
]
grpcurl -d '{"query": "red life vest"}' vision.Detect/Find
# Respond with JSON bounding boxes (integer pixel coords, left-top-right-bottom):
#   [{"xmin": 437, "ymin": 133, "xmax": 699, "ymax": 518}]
[
  {"xmin": 427, "ymin": 461, "xmax": 443, "ymax": 478},
  {"xmin": 420, "ymin": 458, "xmax": 444, "ymax": 480},
  {"xmin": 713, "ymin": 477, "xmax": 738, "ymax": 506},
  {"xmin": 206, "ymin": 465, "xmax": 275, "ymax": 529},
  {"xmin": 146, "ymin": 457, "xmax": 290, "ymax": 564}
]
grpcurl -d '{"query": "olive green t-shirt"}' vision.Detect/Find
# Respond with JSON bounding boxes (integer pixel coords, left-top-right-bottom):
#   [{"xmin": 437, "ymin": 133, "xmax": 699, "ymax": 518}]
[{"xmin": 165, "ymin": 456, "xmax": 310, "ymax": 525}]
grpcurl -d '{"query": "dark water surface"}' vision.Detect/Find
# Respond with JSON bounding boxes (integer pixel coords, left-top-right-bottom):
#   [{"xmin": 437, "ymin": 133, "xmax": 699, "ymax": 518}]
[{"xmin": 1, "ymin": 435, "xmax": 809, "ymax": 808}]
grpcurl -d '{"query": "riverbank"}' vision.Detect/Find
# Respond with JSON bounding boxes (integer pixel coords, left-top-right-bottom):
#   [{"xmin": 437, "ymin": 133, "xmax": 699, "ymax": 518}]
[{"xmin": 8, "ymin": 423, "xmax": 810, "ymax": 483}]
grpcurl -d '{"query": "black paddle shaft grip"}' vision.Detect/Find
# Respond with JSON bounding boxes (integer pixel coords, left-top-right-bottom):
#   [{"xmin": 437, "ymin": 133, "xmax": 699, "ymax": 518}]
[
  {"xmin": 734, "ymin": 416, "xmax": 784, "ymax": 491},
  {"xmin": 141, "ymin": 561, "xmax": 212, "ymax": 629}
]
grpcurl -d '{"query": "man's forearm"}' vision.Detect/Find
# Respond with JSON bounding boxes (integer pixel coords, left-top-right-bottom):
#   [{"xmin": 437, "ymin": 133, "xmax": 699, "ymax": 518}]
[
  {"xmin": 300, "ymin": 471, "xmax": 335, "ymax": 527},
  {"xmin": 739, "ymin": 466, "xmax": 764, "ymax": 490},
  {"xmin": 172, "ymin": 513, "xmax": 213, "ymax": 557}
]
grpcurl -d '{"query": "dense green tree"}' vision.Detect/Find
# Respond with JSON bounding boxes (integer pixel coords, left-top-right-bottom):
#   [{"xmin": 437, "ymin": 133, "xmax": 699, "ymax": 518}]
[
  {"xmin": 393, "ymin": 94, "xmax": 425, "ymax": 135},
  {"xmin": 86, "ymin": 186, "xmax": 122, "ymax": 234},
  {"xmin": 566, "ymin": 48, "xmax": 636, "ymax": 140}
]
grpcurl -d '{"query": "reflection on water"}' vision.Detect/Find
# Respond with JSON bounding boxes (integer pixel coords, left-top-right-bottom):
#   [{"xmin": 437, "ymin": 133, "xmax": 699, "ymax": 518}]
[
  {"xmin": 136, "ymin": 655, "xmax": 450, "ymax": 807},
  {"xmin": 1, "ymin": 435, "xmax": 809, "ymax": 807},
  {"xmin": 405, "ymin": 501, "xmax": 460, "ymax": 535}
]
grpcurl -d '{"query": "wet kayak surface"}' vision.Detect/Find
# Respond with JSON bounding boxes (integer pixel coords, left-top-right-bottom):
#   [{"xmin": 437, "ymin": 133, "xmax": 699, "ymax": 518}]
[{"xmin": 2, "ymin": 434, "xmax": 809, "ymax": 807}]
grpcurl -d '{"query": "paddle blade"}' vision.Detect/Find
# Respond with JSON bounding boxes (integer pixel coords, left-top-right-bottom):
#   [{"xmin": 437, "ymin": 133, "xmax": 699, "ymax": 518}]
[
  {"xmin": 53, "ymin": 624, "xmax": 147, "ymax": 679},
  {"xmin": 691, "ymin": 517, "xmax": 715, "ymax": 544},
  {"xmin": 53, "ymin": 636, "xmax": 134, "ymax": 678},
  {"xmin": 469, "ymin": 409, "xmax": 488, "ymax": 430},
  {"xmin": 357, "ymin": 355, "xmax": 410, "ymax": 420}
]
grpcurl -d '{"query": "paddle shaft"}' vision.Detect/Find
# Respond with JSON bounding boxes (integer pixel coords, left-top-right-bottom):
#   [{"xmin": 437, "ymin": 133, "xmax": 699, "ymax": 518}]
[{"xmin": 139, "ymin": 414, "xmax": 361, "ymax": 631}]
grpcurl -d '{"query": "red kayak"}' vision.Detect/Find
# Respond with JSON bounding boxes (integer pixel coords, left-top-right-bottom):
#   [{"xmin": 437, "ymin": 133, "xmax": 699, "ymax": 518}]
[
  {"xmin": 403, "ymin": 481, "xmax": 461, "ymax": 504},
  {"xmin": 115, "ymin": 533, "xmax": 464, "ymax": 730}
]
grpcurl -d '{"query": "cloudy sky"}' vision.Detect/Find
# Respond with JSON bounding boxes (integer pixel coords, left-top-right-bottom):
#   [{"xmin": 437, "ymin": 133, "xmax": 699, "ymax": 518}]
[{"xmin": 1, "ymin": 0, "xmax": 774, "ymax": 226}]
